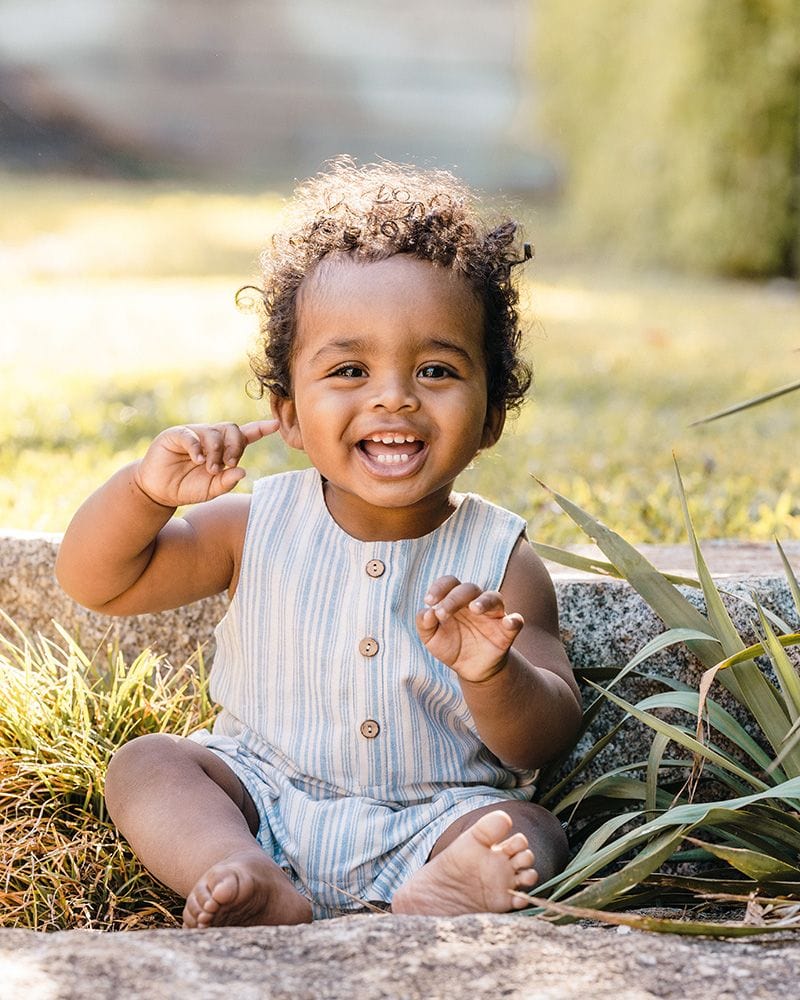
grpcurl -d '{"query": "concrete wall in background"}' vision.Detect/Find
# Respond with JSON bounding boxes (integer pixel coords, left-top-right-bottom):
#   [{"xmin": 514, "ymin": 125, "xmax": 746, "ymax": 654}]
[{"xmin": 0, "ymin": 0, "xmax": 551, "ymax": 189}]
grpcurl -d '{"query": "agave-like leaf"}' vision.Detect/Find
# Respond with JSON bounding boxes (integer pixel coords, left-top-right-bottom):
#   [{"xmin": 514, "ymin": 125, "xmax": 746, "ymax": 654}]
[
  {"xmin": 539, "ymin": 478, "xmax": 799, "ymax": 766},
  {"xmin": 525, "ymin": 894, "xmax": 800, "ymax": 936},
  {"xmin": 569, "ymin": 626, "xmax": 718, "ymax": 765},
  {"xmin": 741, "ymin": 804, "xmax": 800, "ymax": 852},
  {"xmin": 646, "ymin": 732, "xmax": 671, "ymax": 814},
  {"xmin": 718, "ymin": 587, "xmax": 794, "ymax": 635},
  {"xmin": 530, "ymin": 543, "xmax": 621, "ymax": 578},
  {"xmin": 535, "ymin": 544, "xmax": 792, "ymax": 631},
  {"xmin": 531, "ymin": 542, "xmax": 701, "ymax": 587},
  {"xmin": 645, "ymin": 874, "xmax": 764, "ymax": 896},
  {"xmin": 540, "ymin": 784, "xmax": 800, "ymax": 913},
  {"xmin": 702, "ymin": 815, "xmax": 800, "ymax": 862},
  {"xmin": 753, "ymin": 596, "xmax": 800, "ymax": 723},
  {"xmin": 555, "ymin": 771, "xmax": 661, "ymax": 816},
  {"xmin": 690, "ymin": 378, "xmax": 800, "ymax": 426},
  {"xmin": 671, "ymin": 459, "xmax": 793, "ymax": 740},
  {"xmin": 549, "ymin": 828, "xmax": 688, "ymax": 911},
  {"xmin": 567, "ymin": 811, "xmax": 645, "ymax": 869},
  {"xmin": 600, "ymin": 627, "xmax": 719, "ymax": 699},
  {"xmin": 685, "ymin": 837, "xmax": 800, "ymax": 881},
  {"xmin": 638, "ymin": 689, "xmax": 782, "ymax": 778},
  {"xmin": 534, "ymin": 479, "xmax": 722, "ymax": 667},
  {"xmin": 674, "ymin": 458, "xmax": 747, "ymax": 659},
  {"xmin": 696, "ymin": 636, "xmax": 800, "ymax": 774},
  {"xmin": 770, "ymin": 714, "xmax": 800, "ymax": 775},
  {"xmin": 589, "ymin": 681, "xmax": 770, "ymax": 791},
  {"xmin": 539, "ymin": 628, "xmax": 715, "ymax": 804},
  {"xmin": 776, "ymin": 538, "xmax": 800, "ymax": 623}
]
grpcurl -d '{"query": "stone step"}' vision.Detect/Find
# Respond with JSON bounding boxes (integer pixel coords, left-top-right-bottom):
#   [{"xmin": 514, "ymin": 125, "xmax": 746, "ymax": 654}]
[
  {"xmin": 2, "ymin": 531, "xmax": 797, "ymax": 780},
  {"xmin": 1, "ymin": 913, "xmax": 797, "ymax": 999},
  {"xmin": 2, "ymin": 532, "xmax": 796, "ymax": 663}
]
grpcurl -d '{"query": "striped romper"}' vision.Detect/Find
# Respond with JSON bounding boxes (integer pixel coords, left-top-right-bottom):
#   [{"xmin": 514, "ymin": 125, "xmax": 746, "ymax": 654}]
[{"xmin": 190, "ymin": 467, "xmax": 537, "ymax": 918}]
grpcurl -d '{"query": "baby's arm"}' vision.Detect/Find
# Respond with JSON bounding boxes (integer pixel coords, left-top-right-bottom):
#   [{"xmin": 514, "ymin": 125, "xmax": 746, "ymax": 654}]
[
  {"xmin": 56, "ymin": 420, "xmax": 279, "ymax": 615},
  {"xmin": 416, "ymin": 537, "xmax": 582, "ymax": 771}
]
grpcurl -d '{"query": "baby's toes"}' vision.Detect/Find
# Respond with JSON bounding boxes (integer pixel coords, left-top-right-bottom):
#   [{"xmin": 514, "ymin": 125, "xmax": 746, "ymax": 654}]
[
  {"xmin": 208, "ymin": 871, "xmax": 241, "ymax": 907},
  {"xmin": 196, "ymin": 906, "xmax": 216, "ymax": 927},
  {"xmin": 495, "ymin": 831, "xmax": 529, "ymax": 858},
  {"xmin": 183, "ymin": 888, "xmax": 210, "ymax": 928},
  {"xmin": 515, "ymin": 866, "xmax": 539, "ymax": 889},
  {"xmin": 512, "ymin": 848, "xmax": 535, "ymax": 871}
]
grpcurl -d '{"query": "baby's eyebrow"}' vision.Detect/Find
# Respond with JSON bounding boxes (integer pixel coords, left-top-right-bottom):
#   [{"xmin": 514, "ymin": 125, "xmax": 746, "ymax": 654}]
[
  {"xmin": 310, "ymin": 338, "xmax": 368, "ymax": 362},
  {"xmin": 422, "ymin": 338, "xmax": 476, "ymax": 367},
  {"xmin": 309, "ymin": 335, "xmax": 476, "ymax": 367}
]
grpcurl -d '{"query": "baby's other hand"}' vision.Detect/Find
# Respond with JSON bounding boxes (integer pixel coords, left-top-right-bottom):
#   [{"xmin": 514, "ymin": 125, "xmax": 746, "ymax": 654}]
[
  {"xmin": 134, "ymin": 419, "xmax": 280, "ymax": 507},
  {"xmin": 416, "ymin": 576, "xmax": 524, "ymax": 684}
]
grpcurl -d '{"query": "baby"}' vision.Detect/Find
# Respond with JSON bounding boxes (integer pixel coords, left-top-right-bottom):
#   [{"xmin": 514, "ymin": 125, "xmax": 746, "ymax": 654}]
[{"xmin": 56, "ymin": 158, "xmax": 582, "ymax": 927}]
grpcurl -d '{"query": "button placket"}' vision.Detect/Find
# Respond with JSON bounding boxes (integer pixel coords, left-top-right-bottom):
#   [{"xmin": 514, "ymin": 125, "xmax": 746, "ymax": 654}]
[{"xmin": 359, "ymin": 552, "xmax": 386, "ymax": 745}]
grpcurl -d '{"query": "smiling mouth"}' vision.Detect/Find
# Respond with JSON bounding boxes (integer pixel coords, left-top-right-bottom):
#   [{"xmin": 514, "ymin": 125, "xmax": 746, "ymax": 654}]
[{"xmin": 358, "ymin": 434, "xmax": 425, "ymax": 465}]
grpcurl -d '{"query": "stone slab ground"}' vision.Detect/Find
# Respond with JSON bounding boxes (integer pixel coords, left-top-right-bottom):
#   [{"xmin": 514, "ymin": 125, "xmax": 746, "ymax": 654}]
[{"xmin": 2, "ymin": 914, "xmax": 799, "ymax": 1000}]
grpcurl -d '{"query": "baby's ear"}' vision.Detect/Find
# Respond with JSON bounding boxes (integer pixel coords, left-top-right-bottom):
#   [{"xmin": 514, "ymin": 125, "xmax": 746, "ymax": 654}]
[
  {"xmin": 480, "ymin": 405, "xmax": 505, "ymax": 450},
  {"xmin": 270, "ymin": 393, "xmax": 305, "ymax": 451}
]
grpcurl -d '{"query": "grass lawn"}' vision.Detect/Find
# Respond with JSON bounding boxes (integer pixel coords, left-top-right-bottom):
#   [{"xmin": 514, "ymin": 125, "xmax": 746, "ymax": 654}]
[{"xmin": 2, "ymin": 173, "xmax": 800, "ymax": 545}]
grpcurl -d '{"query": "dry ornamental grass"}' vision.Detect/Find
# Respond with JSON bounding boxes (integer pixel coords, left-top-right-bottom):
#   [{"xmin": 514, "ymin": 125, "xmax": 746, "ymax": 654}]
[{"xmin": 0, "ymin": 616, "xmax": 216, "ymax": 930}]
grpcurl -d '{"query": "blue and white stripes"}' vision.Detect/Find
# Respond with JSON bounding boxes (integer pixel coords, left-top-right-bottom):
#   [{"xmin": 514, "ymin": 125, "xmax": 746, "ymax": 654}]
[{"xmin": 190, "ymin": 468, "xmax": 537, "ymax": 916}]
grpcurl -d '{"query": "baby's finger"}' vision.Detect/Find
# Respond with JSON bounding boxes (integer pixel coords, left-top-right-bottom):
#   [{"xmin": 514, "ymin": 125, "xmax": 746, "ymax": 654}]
[
  {"xmin": 431, "ymin": 581, "xmax": 483, "ymax": 623},
  {"xmin": 240, "ymin": 419, "xmax": 281, "ymax": 445},
  {"xmin": 167, "ymin": 426, "xmax": 204, "ymax": 464},
  {"xmin": 467, "ymin": 590, "xmax": 507, "ymax": 618},
  {"xmin": 423, "ymin": 575, "xmax": 462, "ymax": 608},
  {"xmin": 221, "ymin": 418, "xmax": 280, "ymax": 469},
  {"xmin": 415, "ymin": 605, "xmax": 440, "ymax": 641},
  {"xmin": 220, "ymin": 422, "xmax": 250, "ymax": 469},
  {"xmin": 501, "ymin": 612, "xmax": 525, "ymax": 634},
  {"xmin": 213, "ymin": 465, "xmax": 247, "ymax": 496},
  {"xmin": 191, "ymin": 425, "xmax": 228, "ymax": 474}
]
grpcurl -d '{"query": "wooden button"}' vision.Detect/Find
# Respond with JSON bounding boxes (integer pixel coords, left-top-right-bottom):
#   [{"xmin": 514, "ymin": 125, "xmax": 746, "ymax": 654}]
[
  {"xmin": 360, "ymin": 720, "xmax": 380, "ymax": 739},
  {"xmin": 366, "ymin": 559, "xmax": 386, "ymax": 578},
  {"xmin": 358, "ymin": 637, "xmax": 379, "ymax": 657}
]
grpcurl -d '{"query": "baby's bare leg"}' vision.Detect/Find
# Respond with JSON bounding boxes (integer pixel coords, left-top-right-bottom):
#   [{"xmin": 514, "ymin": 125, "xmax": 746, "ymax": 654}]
[
  {"xmin": 104, "ymin": 733, "xmax": 312, "ymax": 927},
  {"xmin": 391, "ymin": 800, "xmax": 567, "ymax": 916}
]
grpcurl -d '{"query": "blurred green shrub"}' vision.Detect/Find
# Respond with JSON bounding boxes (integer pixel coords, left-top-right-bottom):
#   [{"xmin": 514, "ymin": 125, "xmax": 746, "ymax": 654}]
[{"xmin": 535, "ymin": 0, "xmax": 800, "ymax": 277}]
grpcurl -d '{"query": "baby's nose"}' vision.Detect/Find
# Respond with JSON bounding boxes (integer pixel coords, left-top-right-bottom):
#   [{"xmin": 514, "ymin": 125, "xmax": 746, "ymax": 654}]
[{"xmin": 370, "ymin": 374, "xmax": 420, "ymax": 410}]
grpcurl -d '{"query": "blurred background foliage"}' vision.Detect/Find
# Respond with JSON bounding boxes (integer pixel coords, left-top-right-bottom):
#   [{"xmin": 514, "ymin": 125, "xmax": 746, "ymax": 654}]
[
  {"xmin": 1, "ymin": 1, "xmax": 799, "ymax": 542},
  {"xmin": 535, "ymin": 0, "xmax": 800, "ymax": 277}
]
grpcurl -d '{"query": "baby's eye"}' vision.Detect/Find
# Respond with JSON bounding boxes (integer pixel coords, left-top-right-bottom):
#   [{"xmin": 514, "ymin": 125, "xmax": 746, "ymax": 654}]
[
  {"xmin": 331, "ymin": 365, "xmax": 366, "ymax": 378},
  {"xmin": 417, "ymin": 364, "xmax": 453, "ymax": 380}
]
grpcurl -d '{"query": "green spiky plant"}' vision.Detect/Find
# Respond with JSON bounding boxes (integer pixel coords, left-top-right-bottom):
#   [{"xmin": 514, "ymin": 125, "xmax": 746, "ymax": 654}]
[
  {"xmin": 0, "ymin": 615, "xmax": 216, "ymax": 930},
  {"xmin": 692, "ymin": 378, "xmax": 800, "ymax": 426},
  {"xmin": 526, "ymin": 461, "xmax": 800, "ymax": 936}
]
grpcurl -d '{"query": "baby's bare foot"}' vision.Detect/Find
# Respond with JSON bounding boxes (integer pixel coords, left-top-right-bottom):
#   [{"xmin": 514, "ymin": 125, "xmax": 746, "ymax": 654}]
[
  {"xmin": 391, "ymin": 810, "xmax": 538, "ymax": 916},
  {"xmin": 182, "ymin": 848, "xmax": 313, "ymax": 928}
]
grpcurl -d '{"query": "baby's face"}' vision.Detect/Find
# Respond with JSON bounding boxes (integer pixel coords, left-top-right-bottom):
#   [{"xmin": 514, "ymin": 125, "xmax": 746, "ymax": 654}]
[{"xmin": 272, "ymin": 254, "xmax": 502, "ymax": 539}]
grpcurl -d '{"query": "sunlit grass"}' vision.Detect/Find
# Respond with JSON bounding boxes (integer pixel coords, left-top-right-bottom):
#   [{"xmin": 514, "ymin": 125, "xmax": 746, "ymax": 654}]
[
  {"xmin": 2, "ymin": 174, "xmax": 800, "ymax": 542},
  {"xmin": 0, "ymin": 616, "xmax": 216, "ymax": 929}
]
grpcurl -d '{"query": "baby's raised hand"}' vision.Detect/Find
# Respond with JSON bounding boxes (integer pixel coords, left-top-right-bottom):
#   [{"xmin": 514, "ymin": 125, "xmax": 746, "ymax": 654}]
[
  {"xmin": 134, "ymin": 419, "xmax": 279, "ymax": 507},
  {"xmin": 416, "ymin": 576, "xmax": 524, "ymax": 683}
]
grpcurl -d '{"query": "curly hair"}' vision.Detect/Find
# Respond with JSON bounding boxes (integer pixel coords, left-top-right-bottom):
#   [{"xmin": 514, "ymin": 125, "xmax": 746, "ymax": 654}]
[{"xmin": 243, "ymin": 157, "xmax": 532, "ymax": 413}]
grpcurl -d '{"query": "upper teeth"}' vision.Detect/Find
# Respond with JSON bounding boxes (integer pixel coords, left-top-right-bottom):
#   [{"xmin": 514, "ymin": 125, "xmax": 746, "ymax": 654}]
[{"xmin": 370, "ymin": 434, "xmax": 418, "ymax": 444}]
